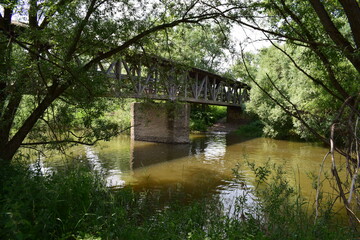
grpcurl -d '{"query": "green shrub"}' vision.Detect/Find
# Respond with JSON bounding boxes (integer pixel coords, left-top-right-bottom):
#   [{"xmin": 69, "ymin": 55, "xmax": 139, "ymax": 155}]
[{"xmin": 236, "ymin": 120, "xmax": 264, "ymax": 137}]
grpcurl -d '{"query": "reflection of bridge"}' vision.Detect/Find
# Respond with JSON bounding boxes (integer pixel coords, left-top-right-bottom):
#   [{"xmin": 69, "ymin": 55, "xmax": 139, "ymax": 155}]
[
  {"xmin": 98, "ymin": 54, "xmax": 249, "ymax": 144},
  {"xmin": 99, "ymin": 54, "xmax": 249, "ymax": 107}
]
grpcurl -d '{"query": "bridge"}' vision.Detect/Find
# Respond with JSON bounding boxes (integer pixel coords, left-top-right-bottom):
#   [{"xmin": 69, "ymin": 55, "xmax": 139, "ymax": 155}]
[
  {"xmin": 98, "ymin": 54, "xmax": 249, "ymax": 143},
  {"xmin": 99, "ymin": 54, "xmax": 250, "ymax": 106}
]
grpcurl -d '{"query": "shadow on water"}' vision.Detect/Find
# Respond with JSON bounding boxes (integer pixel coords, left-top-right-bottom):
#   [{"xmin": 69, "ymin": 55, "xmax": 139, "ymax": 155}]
[
  {"xmin": 130, "ymin": 132, "xmax": 254, "ymax": 170},
  {"xmin": 125, "ymin": 132, "xmax": 259, "ymax": 204}
]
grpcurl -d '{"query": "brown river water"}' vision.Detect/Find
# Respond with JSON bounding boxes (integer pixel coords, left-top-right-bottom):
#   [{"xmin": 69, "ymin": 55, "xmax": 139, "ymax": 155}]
[{"xmin": 33, "ymin": 132, "xmax": 346, "ymax": 217}]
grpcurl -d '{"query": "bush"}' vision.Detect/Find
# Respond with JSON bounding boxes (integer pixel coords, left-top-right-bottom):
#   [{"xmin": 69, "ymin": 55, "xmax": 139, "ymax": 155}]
[
  {"xmin": 231, "ymin": 161, "xmax": 355, "ymax": 240},
  {"xmin": 236, "ymin": 120, "xmax": 264, "ymax": 137}
]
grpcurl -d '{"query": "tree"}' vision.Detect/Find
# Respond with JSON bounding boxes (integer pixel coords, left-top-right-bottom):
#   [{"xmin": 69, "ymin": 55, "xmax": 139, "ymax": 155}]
[
  {"xmin": 145, "ymin": 23, "xmax": 233, "ymax": 73},
  {"xmin": 234, "ymin": 44, "xmax": 343, "ymax": 140},
  {"xmin": 0, "ymin": 0, "xmax": 242, "ymax": 165},
  {"xmin": 226, "ymin": 0, "xmax": 360, "ymax": 226}
]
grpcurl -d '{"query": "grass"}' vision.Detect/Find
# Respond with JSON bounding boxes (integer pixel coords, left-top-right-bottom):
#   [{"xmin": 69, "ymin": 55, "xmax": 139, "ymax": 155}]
[{"xmin": 0, "ymin": 160, "xmax": 356, "ymax": 239}]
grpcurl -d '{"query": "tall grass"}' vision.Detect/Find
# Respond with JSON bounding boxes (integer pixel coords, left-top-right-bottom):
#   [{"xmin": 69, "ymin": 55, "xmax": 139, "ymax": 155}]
[{"xmin": 0, "ymin": 161, "xmax": 355, "ymax": 239}]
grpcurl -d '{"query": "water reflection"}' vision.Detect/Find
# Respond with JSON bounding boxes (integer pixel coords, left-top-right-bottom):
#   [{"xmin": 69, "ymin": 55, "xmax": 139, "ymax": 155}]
[
  {"xmin": 203, "ymin": 134, "xmax": 226, "ymax": 162},
  {"xmin": 40, "ymin": 133, "xmax": 337, "ymax": 214},
  {"xmin": 84, "ymin": 146, "xmax": 126, "ymax": 187},
  {"xmin": 130, "ymin": 141, "xmax": 191, "ymax": 169},
  {"xmin": 29, "ymin": 155, "xmax": 53, "ymax": 176}
]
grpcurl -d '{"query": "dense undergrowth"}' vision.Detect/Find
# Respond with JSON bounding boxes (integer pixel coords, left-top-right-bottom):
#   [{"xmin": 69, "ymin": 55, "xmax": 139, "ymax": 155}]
[
  {"xmin": 0, "ymin": 161, "xmax": 355, "ymax": 240},
  {"xmin": 190, "ymin": 104, "xmax": 227, "ymax": 132},
  {"xmin": 235, "ymin": 120, "xmax": 264, "ymax": 138}
]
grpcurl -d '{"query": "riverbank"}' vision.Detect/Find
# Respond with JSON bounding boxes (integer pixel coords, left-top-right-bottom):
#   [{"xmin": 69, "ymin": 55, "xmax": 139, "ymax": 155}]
[
  {"xmin": 207, "ymin": 117, "xmax": 251, "ymax": 133},
  {"xmin": 207, "ymin": 116, "xmax": 265, "ymax": 139}
]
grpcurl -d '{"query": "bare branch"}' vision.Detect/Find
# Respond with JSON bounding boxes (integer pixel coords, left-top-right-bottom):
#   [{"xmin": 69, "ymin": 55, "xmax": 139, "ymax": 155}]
[
  {"xmin": 315, "ymin": 151, "xmax": 331, "ymax": 222},
  {"xmin": 182, "ymin": 0, "xmax": 201, "ymax": 19}
]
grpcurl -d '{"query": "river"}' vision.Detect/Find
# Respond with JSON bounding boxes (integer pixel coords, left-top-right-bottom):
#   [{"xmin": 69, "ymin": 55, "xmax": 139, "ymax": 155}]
[{"xmin": 34, "ymin": 132, "xmax": 343, "ymax": 215}]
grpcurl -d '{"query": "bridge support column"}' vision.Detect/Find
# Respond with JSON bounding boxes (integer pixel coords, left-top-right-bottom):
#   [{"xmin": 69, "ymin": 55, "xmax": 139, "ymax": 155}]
[
  {"xmin": 227, "ymin": 106, "xmax": 243, "ymax": 123},
  {"xmin": 131, "ymin": 102, "xmax": 190, "ymax": 143}
]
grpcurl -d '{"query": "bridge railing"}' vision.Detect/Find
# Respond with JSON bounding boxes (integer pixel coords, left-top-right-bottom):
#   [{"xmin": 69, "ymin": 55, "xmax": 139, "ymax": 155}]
[{"xmin": 97, "ymin": 54, "xmax": 249, "ymax": 107}]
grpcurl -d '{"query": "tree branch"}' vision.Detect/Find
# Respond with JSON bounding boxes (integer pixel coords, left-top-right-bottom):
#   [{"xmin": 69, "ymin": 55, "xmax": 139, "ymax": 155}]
[
  {"xmin": 65, "ymin": 0, "xmax": 98, "ymax": 61},
  {"xmin": 39, "ymin": 0, "xmax": 74, "ymax": 29},
  {"xmin": 275, "ymin": 1, "xmax": 350, "ymax": 99},
  {"xmin": 240, "ymin": 47, "xmax": 331, "ymax": 144},
  {"xmin": 29, "ymin": 0, "xmax": 38, "ymax": 28},
  {"xmin": 3, "ymin": 83, "xmax": 70, "ymax": 161},
  {"xmin": 308, "ymin": 0, "xmax": 360, "ymax": 74},
  {"xmin": 308, "ymin": 0, "xmax": 354, "ymax": 51},
  {"xmin": 267, "ymin": 38, "xmax": 344, "ymax": 101},
  {"xmin": 338, "ymin": 0, "xmax": 360, "ymax": 48}
]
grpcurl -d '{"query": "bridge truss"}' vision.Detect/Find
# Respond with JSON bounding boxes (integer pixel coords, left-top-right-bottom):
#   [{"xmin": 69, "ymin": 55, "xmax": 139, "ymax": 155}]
[{"xmin": 98, "ymin": 55, "xmax": 249, "ymax": 107}]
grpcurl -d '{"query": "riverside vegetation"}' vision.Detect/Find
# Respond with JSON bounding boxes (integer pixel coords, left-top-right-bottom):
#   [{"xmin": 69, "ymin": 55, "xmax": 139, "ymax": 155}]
[{"xmin": 0, "ymin": 159, "xmax": 355, "ymax": 240}]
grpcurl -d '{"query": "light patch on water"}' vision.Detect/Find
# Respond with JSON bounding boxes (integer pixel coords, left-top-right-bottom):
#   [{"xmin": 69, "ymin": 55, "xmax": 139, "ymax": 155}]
[
  {"xmin": 218, "ymin": 180, "xmax": 258, "ymax": 219},
  {"xmin": 85, "ymin": 146, "xmax": 103, "ymax": 172},
  {"xmin": 29, "ymin": 155, "xmax": 53, "ymax": 176},
  {"xmin": 85, "ymin": 146, "xmax": 125, "ymax": 187},
  {"xmin": 204, "ymin": 134, "xmax": 226, "ymax": 162}
]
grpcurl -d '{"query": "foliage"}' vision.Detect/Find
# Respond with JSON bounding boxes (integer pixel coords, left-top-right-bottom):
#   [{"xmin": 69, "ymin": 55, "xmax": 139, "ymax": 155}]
[
  {"xmin": 236, "ymin": 45, "xmax": 337, "ymax": 140},
  {"xmin": 236, "ymin": 120, "xmax": 264, "ymax": 138},
  {"xmin": 0, "ymin": 161, "xmax": 355, "ymax": 239},
  {"xmin": 190, "ymin": 104, "xmax": 227, "ymax": 132},
  {"xmin": 103, "ymin": 99, "xmax": 133, "ymax": 135},
  {"xmin": 0, "ymin": 0, "xmax": 242, "ymax": 163},
  {"xmin": 233, "ymin": 161, "xmax": 355, "ymax": 240},
  {"xmin": 146, "ymin": 23, "xmax": 233, "ymax": 73}
]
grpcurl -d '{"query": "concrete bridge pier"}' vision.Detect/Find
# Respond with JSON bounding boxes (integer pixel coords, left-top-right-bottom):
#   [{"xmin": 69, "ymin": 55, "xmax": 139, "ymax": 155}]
[
  {"xmin": 131, "ymin": 102, "xmax": 190, "ymax": 143},
  {"xmin": 227, "ymin": 106, "xmax": 244, "ymax": 123}
]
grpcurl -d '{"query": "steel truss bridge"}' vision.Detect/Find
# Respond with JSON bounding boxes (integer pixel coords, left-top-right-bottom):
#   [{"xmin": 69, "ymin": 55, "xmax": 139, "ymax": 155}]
[{"xmin": 98, "ymin": 54, "xmax": 249, "ymax": 107}]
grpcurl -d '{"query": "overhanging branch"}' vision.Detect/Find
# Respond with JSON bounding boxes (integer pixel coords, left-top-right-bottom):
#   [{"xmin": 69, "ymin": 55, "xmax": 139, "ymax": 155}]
[{"xmin": 20, "ymin": 126, "xmax": 132, "ymax": 146}]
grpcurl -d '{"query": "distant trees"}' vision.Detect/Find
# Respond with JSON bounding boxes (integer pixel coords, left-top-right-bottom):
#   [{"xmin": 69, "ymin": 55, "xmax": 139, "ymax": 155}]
[{"xmin": 234, "ymin": 45, "xmax": 346, "ymax": 140}]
